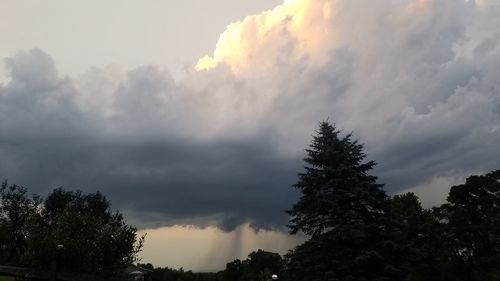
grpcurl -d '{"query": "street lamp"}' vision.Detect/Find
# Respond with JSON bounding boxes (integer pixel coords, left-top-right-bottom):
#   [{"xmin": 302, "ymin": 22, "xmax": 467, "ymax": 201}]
[
  {"xmin": 56, "ymin": 244, "xmax": 64, "ymax": 278},
  {"xmin": 50, "ymin": 244, "xmax": 64, "ymax": 281},
  {"xmin": 272, "ymin": 274, "xmax": 278, "ymax": 280},
  {"xmin": 56, "ymin": 244, "xmax": 64, "ymax": 262}
]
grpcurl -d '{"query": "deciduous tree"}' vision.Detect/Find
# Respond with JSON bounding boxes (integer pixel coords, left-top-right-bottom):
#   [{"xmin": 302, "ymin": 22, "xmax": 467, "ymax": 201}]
[
  {"xmin": 0, "ymin": 181, "xmax": 40, "ymax": 265},
  {"xmin": 25, "ymin": 188, "xmax": 145, "ymax": 275},
  {"xmin": 435, "ymin": 170, "xmax": 500, "ymax": 280}
]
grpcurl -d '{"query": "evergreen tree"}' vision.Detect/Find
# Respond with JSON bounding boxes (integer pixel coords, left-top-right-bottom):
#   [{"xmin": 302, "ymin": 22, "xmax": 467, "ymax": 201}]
[{"xmin": 286, "ymin": 122, "xmax": 402, "ymax": 281}]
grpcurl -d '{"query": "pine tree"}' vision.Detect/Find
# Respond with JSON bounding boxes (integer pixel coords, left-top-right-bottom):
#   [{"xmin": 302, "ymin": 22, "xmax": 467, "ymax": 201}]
[{"xmin": 286, "ymin": 122, "xmax": 402, "ymax": 281}]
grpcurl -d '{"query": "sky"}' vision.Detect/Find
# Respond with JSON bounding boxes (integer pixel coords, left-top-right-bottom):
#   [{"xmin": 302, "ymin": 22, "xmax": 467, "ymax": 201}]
[{"xmin": 1, "ymin": 0, "xmax": 500, "ymax": 272}]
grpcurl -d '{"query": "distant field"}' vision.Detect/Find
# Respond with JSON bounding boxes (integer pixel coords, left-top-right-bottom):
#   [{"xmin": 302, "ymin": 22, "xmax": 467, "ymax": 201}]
[{"xmin": 0, "ymin": 275, "xmax": 15, "ymax": 281}]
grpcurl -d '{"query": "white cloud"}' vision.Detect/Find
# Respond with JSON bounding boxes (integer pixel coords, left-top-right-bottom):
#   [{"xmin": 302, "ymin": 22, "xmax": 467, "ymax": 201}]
[{"xmin": 189, "ymin": 0, "xmax": 500, "ymax": 187}]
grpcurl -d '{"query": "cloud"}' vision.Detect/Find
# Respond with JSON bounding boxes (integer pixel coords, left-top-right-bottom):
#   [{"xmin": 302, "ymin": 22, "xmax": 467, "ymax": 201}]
[{"xmin": 1, "ymin": 0, "xmax": 500, "ymax": 231}]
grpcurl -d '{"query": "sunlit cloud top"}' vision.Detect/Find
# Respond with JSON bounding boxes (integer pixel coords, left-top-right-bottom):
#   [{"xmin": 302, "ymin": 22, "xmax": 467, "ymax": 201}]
[{"xmin": 195, "ymin": 0, "xmax": 332, "ymax": 72}]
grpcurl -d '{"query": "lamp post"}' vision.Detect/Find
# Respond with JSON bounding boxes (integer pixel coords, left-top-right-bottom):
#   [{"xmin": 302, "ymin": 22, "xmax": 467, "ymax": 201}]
[
  {"xmin": 50, "ymin": 244, "xmax": 64, "ymax": 281},
  {"xmin": 56, "ymin": 244, "xmax": 64, "ymax": 270},
  {"xmin": 271, "ymin": 274, "xmax": 278, "ymax": 280}
]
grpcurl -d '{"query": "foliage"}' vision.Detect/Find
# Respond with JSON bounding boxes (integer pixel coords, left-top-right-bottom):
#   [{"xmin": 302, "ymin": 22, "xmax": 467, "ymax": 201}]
[
  {"xmin": 390, "ymin": 192, "xmax": 446, "ymax": 281},
  {"xmin": 222, "ymin": 259, "xmax": 244, "ymax": 281},
  {"xmin": 287, "ymin": 122, "xmax": 388, "ymax": 237},
  {"xmin": 142, "ymin": 249, "xmax": 284, "ymax": 281},
  {"xmin": 0, "ymin": 181, "xmax": 40, "ymax": 265},
  {"xmin": 244, "ymin": 250, "xmax": 285, "ymax": 281},
  {"xmin": 434, "ymin": 170, "xmax": 500, "ymax": 281},
  {"xmin": 0, "ymin": 184, "xmax": 144, "ymax": 277},
  {"xmin": 141, "ymin": 263, "xmax": 221, "ymax": 281},
  {"xmin": 26, "ymin": 188, "xmax": 145, "ymax": 275},
  {"xmin": 286, "ymin": 121, "xmax": 403, "ymax": 281},
  {"xmin": 284, "ymin": 122, "xmax": 500, "ymax": 281}
]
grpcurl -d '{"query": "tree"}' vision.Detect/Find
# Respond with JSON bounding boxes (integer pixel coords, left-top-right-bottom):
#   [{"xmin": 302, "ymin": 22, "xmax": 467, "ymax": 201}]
[
  {"xmin": 286, "ymin": 122, "xmax": 402, "ymax": 280},
  {"xmin": 0, "ymin": 184, "xmax": 145, "ymax": 276},
  {"xmin": 434, "ymin": 170, "xmax": 500, "ymax": 281},
  {"xmin": 222, "ymin": 259, "xmax": 244, "ymax": 281},
  {"xmin": 220, "ymin": 250, "xmax": 286, "ymax": 281},
  {"xmin": 143, "ymin": 264, "xmax": 221, "ymax": 281},
  {"xmin": 0, "ymin": 181, "xmax": 40, "ymax": 265},
  {"xmin": 391, "ymin": 192, "xmax": 445, "ymax": 281},
  {"xmin": 24, "ymin": 188, "xmax": 145, "ymax": 276},
  {"xmin": 245, "ymin": 250, "xmax": 285, "ymax": 281}
]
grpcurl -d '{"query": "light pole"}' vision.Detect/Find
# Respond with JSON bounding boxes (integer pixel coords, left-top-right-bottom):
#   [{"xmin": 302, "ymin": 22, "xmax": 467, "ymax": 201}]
[
  {"xmin": 272, "ymin": 274, "xmax": 278, "ymax": 280},
  {"xmin": 50, "ymin": 244, "xmax": 64, "ymax": 281},
  {"xmin": 56, "ymin": 244, "xmax": 64, "ymax": 271}
]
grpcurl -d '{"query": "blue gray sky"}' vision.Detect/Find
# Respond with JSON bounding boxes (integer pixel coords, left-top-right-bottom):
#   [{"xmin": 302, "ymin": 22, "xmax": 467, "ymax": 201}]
[{"xmin": 1, "ymin": 0, "xmax": 500, "ymax": 271}]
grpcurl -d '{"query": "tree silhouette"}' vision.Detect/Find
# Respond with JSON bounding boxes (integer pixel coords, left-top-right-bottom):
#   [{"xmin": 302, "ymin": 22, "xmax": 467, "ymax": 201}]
[
  {"xmin": 0, "ymin": 184, "xmax": 144, "ymax": 276},
  {"xmin": 286, "ymin": 121, "xmax": 403, "ymax": 281},
  {"xmin": 434, "ymin": 170, "xmax": 500, "ymax": 280}
]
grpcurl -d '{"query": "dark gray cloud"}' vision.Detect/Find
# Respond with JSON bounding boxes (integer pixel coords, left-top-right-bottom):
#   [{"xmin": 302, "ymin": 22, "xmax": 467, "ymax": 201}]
[
  {"xmin": 0, "ymin": 51, "xmax": 301, "ymax": 230},
  {"xmin": 2, "ymin": 0, "xmax": 500, "ymax": 231}
]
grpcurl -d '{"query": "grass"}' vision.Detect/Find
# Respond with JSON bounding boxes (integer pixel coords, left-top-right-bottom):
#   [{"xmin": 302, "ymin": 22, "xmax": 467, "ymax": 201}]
[{"xmin": 0, "ymin": 275, "xmax": 15, "ymax": 281}]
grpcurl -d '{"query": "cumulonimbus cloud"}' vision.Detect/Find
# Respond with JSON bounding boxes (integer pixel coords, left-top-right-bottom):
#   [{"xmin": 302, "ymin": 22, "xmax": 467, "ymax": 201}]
[{"xmin": 1, "ymin": 0, "xmax": 500, "ymax": 230}]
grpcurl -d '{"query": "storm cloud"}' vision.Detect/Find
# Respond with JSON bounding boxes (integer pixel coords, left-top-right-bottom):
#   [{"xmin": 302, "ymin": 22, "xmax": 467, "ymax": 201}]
[{"xmin": 1, "ymin": 0, "xmax": 500, "ymax": 230}]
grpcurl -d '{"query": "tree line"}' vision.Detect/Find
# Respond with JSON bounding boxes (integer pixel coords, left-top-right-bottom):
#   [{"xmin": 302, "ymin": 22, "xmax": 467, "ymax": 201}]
[
  {"xmin": 2, "ymin": 121, "xmax": 500, "ymax": 280},
  {"xmin": 138, "ymin": 249, "xmax": 285, "ymax": 281}
]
